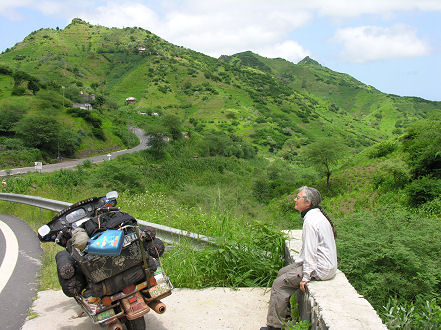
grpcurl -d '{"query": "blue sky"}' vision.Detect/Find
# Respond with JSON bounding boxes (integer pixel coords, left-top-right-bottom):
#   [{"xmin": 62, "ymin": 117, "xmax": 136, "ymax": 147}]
[{"xmin": 1, "ymin": 0, "xmax": 440, "ymax": 101}]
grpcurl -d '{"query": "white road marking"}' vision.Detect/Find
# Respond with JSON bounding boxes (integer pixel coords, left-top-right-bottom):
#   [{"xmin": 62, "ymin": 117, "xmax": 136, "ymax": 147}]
[{"xmin": 0, "ymin": 220, "xmax": 19, "ymax": 294}]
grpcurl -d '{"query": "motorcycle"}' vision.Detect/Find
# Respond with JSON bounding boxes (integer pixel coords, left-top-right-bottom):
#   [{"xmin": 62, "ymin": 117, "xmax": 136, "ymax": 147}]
[{"xmin": 37, "ymin": 191, "xmax": 173, "ymax": 330}]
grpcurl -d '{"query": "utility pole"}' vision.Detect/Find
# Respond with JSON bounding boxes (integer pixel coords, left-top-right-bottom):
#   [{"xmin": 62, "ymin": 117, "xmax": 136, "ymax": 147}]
[
  {"xmin": 59, "ymin": 86, "xmax": 65, "ymax": 160},
  {"xmin": 62, "ymin": 86, "xmax": 65, "ymax": 108}
]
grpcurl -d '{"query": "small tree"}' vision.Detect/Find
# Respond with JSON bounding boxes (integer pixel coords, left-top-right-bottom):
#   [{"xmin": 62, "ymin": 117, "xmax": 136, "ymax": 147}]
[
  {"xmin": 14, "ymin": 114, "xmax": 59, "ymax": 155},
  {"xmin": 163, "ymin": 114, "xmax": 182, "ymax": 141},
  {"xmin": 148, "ymin": 131, "xmax": 167, "ymax": 159},
  {"xmin": 304, "ymin": 137, "xmax": 348, "ymax": 190}
]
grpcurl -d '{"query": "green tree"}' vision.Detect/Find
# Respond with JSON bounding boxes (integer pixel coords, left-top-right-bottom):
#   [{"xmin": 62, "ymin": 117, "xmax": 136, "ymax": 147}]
[
  {"xmin": 27, "ymin": 79, "xmax": 40, "ymax": 95},
  {"xmin": 163, "ymin": 114, "xmax": 182, "ymax": 141},
  {"xmin": 14, "ymin": 114, "xmax": 59, "ymax": 155},
  {"xmin": 304, "ymin": 137, "xmax": 348, "ymax": 190},
  {"xmin": 148, "ymin": 131, "xmax": 167, "ymax": 159},
  {"xmin": 58, "ymin": 126, "xmax": 80, "ymax": 156},
  {"xmin": 0, "ymin": 104, "xmax": 25, "ymax": 134}
]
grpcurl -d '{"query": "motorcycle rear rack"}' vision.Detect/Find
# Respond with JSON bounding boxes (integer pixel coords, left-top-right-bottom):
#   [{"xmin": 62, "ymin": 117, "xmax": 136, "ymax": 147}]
[{"xmin": 75, "ymin": 295, "xmax": 124, "ymax": 325}]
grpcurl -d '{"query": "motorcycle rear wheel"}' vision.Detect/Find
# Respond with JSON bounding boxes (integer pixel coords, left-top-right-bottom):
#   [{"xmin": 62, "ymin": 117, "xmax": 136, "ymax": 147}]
[{"xmin": 125, "ymin": 317, "xmax": 146, "ymax": 330}]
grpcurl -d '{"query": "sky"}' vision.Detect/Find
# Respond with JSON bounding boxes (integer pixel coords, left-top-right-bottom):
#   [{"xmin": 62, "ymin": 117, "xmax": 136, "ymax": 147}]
[{"xmin": 1, "ymin": 0, "xmax": 440, "ymax": 101}]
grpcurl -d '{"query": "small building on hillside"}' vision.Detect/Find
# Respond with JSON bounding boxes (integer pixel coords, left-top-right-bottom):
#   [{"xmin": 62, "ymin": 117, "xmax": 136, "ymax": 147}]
[
  {"xmin": 72, "ymin": 103, "xmax": 92, "ymax": 110},
  {"xmin": 125, "ymin": 97, "xmax": 137, "ymax": 105},
  {"xmin": 82, "ymin": 93, "xmax": 96, "ymax": 102}
]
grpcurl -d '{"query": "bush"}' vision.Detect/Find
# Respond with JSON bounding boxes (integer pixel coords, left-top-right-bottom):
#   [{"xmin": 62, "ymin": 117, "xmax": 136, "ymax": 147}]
[
  {"xmin": 372, "ymin": 159, "xmax": 410, "ymax": 191},
  {"xmin": 163, "ymin": 222, "xmax": 285, "ymax": 288},
  {"xmin": 0, "ymin": 65, "xmax": 12, "ymax": 75},
  {"xmin": 0, "ymin": 104, "xmax": 25, "ymax": 134},
  {"xmin": 337, "ymin": 206, "xmax": 441, "ymax": 311},
  {"xmin": 11, "ymin": 86, "xmax": 26, "ymax": 96},
  {"xmin": 402, "ymin": 120, "xmax": 441, "ymax": 178},
  {"xmin": 14, "ymin": 114, "xmax": 59, "ymax": 154},
  {"xmin": 92, "ymin": 161, "xmax": 145, "ymax": 193},
  {"xmin": 369, "ymin": 140, "xmax": 397, "ymax": 158},
  {"xmin": 405, "ymin": 176, "xmax": 441, "ymax": 207},
  {"xmin": 382, "ymin": 298, "xmax": 441, "ymax": 329}
]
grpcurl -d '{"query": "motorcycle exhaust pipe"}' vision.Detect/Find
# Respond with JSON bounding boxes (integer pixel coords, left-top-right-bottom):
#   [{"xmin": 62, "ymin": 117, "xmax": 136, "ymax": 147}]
[
  {"xmin": 107, "ymin": 320, "xmax": 124, "ymax": 330},
  {"xmin": 147, "ymin": 300, "xmax": 166, "ymax": 314}
]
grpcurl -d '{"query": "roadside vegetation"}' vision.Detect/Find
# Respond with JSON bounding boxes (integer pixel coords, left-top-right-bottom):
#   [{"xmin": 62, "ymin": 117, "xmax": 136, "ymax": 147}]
[
  {"xmin": 1, "ymin": 117, "xmax": 441, "ymax": 328},
  {"xmin": 1, "ymin": 18, "xmax": 440, "ymax": 329}
]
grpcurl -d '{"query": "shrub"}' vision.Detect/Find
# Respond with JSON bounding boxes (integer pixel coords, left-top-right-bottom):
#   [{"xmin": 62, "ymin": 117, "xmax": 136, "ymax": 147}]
[
  {"xmin": 0, "ymin": 104, "xmax": 25, "ymax": 134},
  {"xmin": 372, "ymin": 159, "xmax": 410, "ymax": 191},
  {"xmin": 11, "ymin": 86, "xmax": 26, "ymax": 96},
  {"xmin": 0, "ymin": 65, "xmax": 12, "ymax": 75},
  {"xmin": 368, "ymin": 140, "xmax": 397, "ymax": 158},
  {"xmin": 402, "ymin": 120, "xmax": 441, "ymax": 178},
  {"xmin": 92, "ymin": 161, "xmax": 145, "ymax": 193},
  {"xmin": 14, "ymin": 114, "xmax": 59, "ymax": 155},
  {"xmin": 337, "ymin": 206, "xmax": 441, "ymax": 311},
  {"xmin": 405, "ymin": 175, "xmax": 441, "ymax": 207},
  {"xmin": 163, "ymin": 221, "xmax": 285, "ymax": 288},
  {"xmin": 382, "ymin": 298, "xmax": 441, "ymax": 329}
]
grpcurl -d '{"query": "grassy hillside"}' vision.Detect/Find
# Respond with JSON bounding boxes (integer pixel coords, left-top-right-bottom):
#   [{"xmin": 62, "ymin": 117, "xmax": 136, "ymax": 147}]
[{"xmin": 2, "ymin": 18, "xmax": 440, "ymax": 170}]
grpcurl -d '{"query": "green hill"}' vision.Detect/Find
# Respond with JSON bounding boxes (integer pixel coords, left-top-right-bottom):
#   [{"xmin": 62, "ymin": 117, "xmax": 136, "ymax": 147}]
[{"xmin": 1, "ymin": 18, "xmax": 440, "ymax": 168}]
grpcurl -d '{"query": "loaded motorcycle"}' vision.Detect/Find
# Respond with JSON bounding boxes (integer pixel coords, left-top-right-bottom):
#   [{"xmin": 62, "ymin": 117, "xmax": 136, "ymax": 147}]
[{"xmin": 37, "ymin": 191, "xmax": 173, "ymax": 330}]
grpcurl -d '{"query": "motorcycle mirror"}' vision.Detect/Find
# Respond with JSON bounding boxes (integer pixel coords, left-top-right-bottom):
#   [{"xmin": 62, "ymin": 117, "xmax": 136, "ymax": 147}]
[
  {"xmin": 38, "ymin": 225, "xmax": 51, "ymax": 237},
  {"xmin": 106, "ymin": 191, "xmax": 118, "ymax": 200}
]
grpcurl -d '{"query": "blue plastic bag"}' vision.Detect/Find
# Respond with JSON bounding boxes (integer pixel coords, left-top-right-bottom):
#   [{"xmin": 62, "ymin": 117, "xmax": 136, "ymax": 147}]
[{"xmin": 85, "ymin": 229, "xmax": 124, "ymax": 256}]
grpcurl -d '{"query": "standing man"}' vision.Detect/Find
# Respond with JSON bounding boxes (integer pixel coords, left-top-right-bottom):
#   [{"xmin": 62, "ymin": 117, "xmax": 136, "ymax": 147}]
[{"xmin": 261, "ymin": 186, "xmax": 337, "ymax": 330}]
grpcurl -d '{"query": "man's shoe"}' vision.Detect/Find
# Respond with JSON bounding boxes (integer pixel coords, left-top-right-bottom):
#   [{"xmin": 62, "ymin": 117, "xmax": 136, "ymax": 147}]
[{"xmin": 260, "ymin": 327, "xmax": 281, "ymax": 330}]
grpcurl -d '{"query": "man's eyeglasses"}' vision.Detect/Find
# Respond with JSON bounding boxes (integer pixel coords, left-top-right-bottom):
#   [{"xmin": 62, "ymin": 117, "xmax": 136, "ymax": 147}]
[{"xmin": 294, "ymin": 195, "xmax": 304, "ymax": 201}]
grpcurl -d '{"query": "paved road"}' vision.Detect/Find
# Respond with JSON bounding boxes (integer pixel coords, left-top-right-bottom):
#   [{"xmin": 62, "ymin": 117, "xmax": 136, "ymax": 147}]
[
  {"xmin": 0, "ymin": 214, "xmax": 42, "ymax": 329},
  {"xmin": 0, "ymin": 127, "xmax": 149, "ymax": 177}
]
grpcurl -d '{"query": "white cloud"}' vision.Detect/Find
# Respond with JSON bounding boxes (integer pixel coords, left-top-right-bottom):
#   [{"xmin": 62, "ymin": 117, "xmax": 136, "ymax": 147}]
[
  {"xmin": 1, "ymin": 0, "xmax": 440, "ymax": 62},
  {"xmin": 333, "ymin": 25, "xmax": 431, "ymax": 63},
  {"xmin": 156, "ymin": 1, "xmax": 313, "ymax": 58},
  {"xmin": 258, "ymin": 41, "xmax": 311, "ymax": 63},
  {"xmin": 79, "ymin": 3, "xmax": 160, "ymax": 30},
  {"xmin": 311, "ymin": 0, "xmax": 441, "ymax": 18}
]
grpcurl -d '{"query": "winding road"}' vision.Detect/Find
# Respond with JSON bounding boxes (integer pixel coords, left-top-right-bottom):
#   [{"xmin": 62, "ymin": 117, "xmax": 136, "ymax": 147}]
[{"xmin": 0, "ymin": 127, "xmax": 150, "ymax": 177}]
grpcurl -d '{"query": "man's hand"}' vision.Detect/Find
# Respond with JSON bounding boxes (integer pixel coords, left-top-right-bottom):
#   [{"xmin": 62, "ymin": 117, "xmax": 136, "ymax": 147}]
[{"xmin": 300, "ymin": 281, "xmax": 308, "ymax": 292}]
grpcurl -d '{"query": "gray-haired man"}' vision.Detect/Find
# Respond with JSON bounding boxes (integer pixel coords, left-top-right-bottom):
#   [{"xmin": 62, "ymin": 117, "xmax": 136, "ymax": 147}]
[{"xmin": 260, "ymin": 186, "xmax": 337, "ymax": 330}]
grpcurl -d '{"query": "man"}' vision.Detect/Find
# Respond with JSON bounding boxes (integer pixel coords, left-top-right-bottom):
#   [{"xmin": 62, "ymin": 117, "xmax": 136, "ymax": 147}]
[{"xmin": 260, "ymin": 186, "xmax": 337, "ymax": 330}]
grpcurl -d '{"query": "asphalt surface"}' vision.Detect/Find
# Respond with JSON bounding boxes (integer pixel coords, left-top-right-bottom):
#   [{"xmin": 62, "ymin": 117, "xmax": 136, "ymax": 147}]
[{"xmin": 0, "ymin": 214, "xmax": 42, "ymax": 330}]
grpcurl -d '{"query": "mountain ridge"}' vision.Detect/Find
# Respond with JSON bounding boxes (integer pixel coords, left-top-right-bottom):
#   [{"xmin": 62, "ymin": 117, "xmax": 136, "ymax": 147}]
[{"xmin": 0, "ymin": 18, "xmax": 440, "ymax": 166}]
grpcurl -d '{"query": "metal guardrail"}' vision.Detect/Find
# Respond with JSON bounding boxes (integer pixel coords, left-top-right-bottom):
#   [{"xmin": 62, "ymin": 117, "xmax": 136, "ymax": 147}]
[{"xmin": 0, "ymin": 192, "xmax": 215, "ymax": 248}]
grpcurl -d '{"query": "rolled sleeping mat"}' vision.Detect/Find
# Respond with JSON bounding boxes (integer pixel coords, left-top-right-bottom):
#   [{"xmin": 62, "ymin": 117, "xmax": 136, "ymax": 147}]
[
  {"xmin": 143, "ymin": 226, "xmax": 156, "ymax": 241},
  {"xmin": 88, "ymin": 264, "xmax": 149, "ymax": 297},
  {"xmin": 56, "ymin": 250, "xmax": 76, "ymax": 280},
  {"xmin": 56, "ymin": 254, "xmax": 87, "ymax": 297},
  {"xmin": 144, "ymin": 237, "xmax": 165, "ymax": 258}
]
